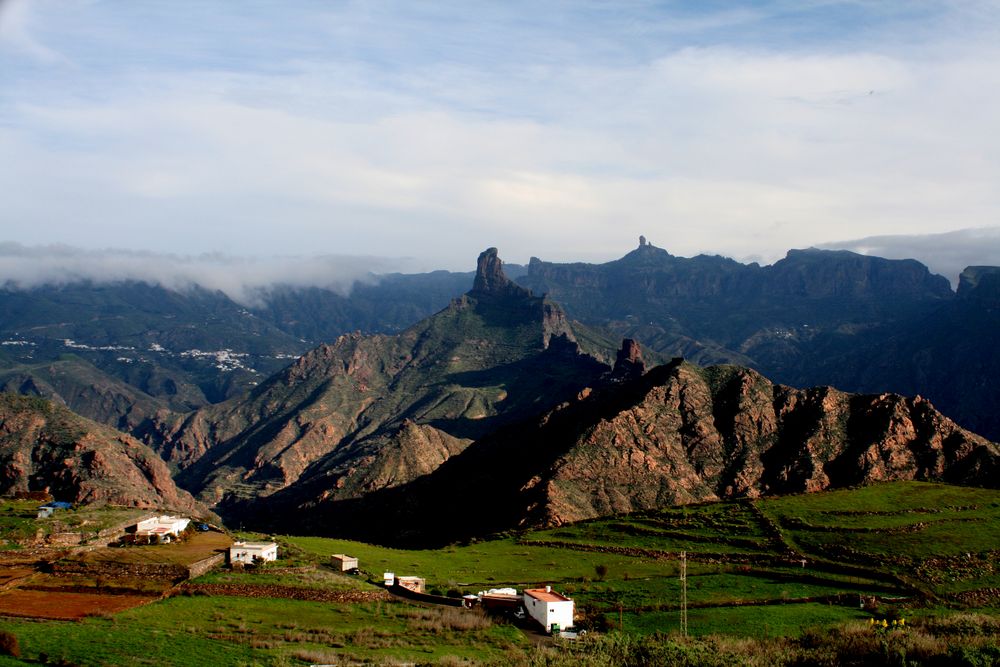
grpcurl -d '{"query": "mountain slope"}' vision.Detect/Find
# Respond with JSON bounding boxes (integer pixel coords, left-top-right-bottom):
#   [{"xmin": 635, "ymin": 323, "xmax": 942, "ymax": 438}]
[
  {"xmin": 0, "ymin": 356, "xmax": 179, "ymax": 432},
  {"xmin": 0, "ymin": 393, "xmax": 207, "ymax": 514},
  {"xmin": 156, "ymin": 249, "xmax": 612, "ymax": 515},
  {"xmin": 259, "ymin": 356, "xmax": 997, "ymax": 546}
]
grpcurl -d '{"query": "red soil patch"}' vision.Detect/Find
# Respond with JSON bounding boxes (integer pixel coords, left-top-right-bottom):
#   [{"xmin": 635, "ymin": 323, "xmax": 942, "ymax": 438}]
[{"xmin": 0, "ymin": 588, "xmax": 156, "ymax": 620}]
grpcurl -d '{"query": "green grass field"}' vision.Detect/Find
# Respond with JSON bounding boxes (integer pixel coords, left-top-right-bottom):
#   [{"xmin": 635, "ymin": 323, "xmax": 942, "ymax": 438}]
[{"xmin": 0, "ymin": 594, "xmax": 526, "ymax": 666}]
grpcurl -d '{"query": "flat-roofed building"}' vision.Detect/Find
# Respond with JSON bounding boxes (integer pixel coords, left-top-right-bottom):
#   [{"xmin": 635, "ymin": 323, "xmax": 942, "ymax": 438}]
[
  {"xmin": 523, "ymin": 586, "xmax": 574, "ymax": 633},
  {"xmin": 397, "ymin": 576, "xmax": 425, "ymax": 593},
  {"xmin": 229, "ymin": 541, "xmax": 278, "ymax": 565}
]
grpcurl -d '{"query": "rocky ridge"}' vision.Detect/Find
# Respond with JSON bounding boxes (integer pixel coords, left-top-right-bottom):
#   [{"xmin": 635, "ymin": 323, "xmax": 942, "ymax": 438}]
[
  {"xmin": 258, "ymin": 358, "xmax": 997, "ymax": 546},
  {"xmin": 0, "ymin": 393, "xmax": 207, "ymax": 514}
]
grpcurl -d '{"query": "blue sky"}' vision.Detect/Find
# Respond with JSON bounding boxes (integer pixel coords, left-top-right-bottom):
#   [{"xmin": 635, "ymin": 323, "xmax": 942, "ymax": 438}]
[{"xmin": 2, "ymin": 0, "xmax": 999, "ymax": 285}]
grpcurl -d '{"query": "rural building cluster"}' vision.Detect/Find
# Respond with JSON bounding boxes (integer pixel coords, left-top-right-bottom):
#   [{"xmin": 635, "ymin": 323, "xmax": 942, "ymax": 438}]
[{"xmin": 384, "ymin": 572, "xmax": 576, "ymax": 634}]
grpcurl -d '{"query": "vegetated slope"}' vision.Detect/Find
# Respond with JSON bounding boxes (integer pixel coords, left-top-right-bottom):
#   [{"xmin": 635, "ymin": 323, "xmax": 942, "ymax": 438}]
[
  {"xmin": 0, "ymin": 281, "xmax": 314, "ymax": 427},
  {"xmin": 0, "ymin": 265, "xmax": 524, "ymax": 432},
  {"xmin": 262, "ymin": 351, "xmax": 997, "ymax": 546},
  {"xmin": 0, "ymin": 355, "xmax": 181, "ymax": 432},
  {"xmin": 156, "ymin": 249, "xmax": 613, "ymax": 517},
  {"xmin": 0, "ymin": 393, "xmax": 207, "ymax": 514}
]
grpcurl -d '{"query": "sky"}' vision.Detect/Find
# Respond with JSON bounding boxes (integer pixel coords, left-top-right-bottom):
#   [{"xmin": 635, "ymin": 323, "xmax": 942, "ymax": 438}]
[{"xmin": 2, "ymin": 0, "xmax": 1000, "ymax": 287}]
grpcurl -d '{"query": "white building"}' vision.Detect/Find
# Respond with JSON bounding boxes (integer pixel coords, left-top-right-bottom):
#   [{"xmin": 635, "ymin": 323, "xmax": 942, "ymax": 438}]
[
  {"xmin": 331, "ymin": 554, "xmax": 358, "ymax": 571},
  {"xmin": 397, "ymin": 576, "xmax": 425, "ymax": 593},
  {"xmin": 523, "ymin": 586, "xmax": 574, "ymax": 633},
  {"xmin": 229, "ymin": 541, "xmax": 278, "ymax": 565},
  {"xmin": 134, "ymin": 516, "xmax": 191, "ymax": 543}
]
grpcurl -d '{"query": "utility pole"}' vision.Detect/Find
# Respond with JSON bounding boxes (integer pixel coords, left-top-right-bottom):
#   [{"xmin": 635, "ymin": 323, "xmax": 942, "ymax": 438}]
[{"xmin": 680, "ymin": 551, "xmax": 688, "ymax": 637}]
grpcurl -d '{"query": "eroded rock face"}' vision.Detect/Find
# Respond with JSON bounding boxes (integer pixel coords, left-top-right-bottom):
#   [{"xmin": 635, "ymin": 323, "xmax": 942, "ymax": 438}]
[
  {"xmin": 540, "ymin": 364, "xmax": 998, "ymax": 525},
  {"xmin": 0, "ymin": 393, "xmax": 207, "ymax": 515}
]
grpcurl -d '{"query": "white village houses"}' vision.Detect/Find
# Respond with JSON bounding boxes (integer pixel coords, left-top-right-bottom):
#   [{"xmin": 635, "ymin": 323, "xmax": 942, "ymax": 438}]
[
  {"xmin": 229, "ymin": 541, "xmax": 278, "ymax": 565},
  {"xmin": 523, "ymin": 586, "xmax": 574, "ymax": 633}
]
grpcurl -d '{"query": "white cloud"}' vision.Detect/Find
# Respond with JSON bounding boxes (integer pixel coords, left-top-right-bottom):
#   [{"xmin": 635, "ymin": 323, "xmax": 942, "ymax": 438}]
[{"xmin": 0, "ymin": 243, "xmax": 412, "ymax": 306}]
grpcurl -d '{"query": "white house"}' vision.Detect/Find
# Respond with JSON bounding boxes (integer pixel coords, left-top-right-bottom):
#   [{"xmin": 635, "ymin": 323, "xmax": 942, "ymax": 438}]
[
  {"xmin": 134, "ymin": 516, "xmax": 191, "ymax": 543},
  {"xmin": 330, "ymin": 554, "xmax": 358, "ymax": 571},
  {"xmin": 397, "ymin": 576, "xmax": 425, "ymax": 593},
  {"xmin": 229, "ymin": 541, "xmax": 278, "ymax": 565},
  {"xmin": 523, "ymin": 586, "xmax": 574, "ymax": 633}
]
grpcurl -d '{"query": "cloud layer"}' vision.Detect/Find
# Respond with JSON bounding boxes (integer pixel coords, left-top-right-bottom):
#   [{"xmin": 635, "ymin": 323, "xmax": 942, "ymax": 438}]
[
  {"xmin": 0, "ymin": 243, "xmax": 411, "ymax": 305},
  {"xmin": 818, "ymin": 227, "xmax": 1000, "ymax": 287}
]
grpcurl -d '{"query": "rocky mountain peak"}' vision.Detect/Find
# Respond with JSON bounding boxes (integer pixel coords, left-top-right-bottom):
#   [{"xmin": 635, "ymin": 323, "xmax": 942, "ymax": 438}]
[
  {"xmin": 618, "ymin": 236, "xmax": 674, "ymax": 265},
  {"xmin": 958, "ymin": 266, "xmax": 1000, "ymax": 302},
  {"xmin": 471, "ymin": 247, "xmax": 532, "ymax": 298},
  {"xmin": 611, "ymin": 338, "xmax": 645, "ymax": 380}
]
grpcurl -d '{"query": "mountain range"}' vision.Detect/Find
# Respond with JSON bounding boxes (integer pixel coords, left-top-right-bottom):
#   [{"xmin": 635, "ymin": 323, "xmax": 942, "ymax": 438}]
[{"xmin": 1, "ymin": 243, "xmax": 998, "ymax": 542}]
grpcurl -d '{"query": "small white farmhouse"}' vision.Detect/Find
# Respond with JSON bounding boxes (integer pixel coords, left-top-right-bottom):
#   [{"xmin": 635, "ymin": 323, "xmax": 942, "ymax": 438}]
[
  {"xmin": 135, "ymin": 516, "xmax": 191, "ymax": 543},
  {"xmin": 523, "ymin": 586, "xmax": 574, "ymax": 633},
  {"xmin": 229, "ymin": 541, "xmax": 278, "ymax": 565}
]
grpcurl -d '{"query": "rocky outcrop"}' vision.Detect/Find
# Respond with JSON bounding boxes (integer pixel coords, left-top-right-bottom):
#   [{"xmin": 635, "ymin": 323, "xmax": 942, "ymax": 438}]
[
  {"xmin": 958, "ymin": 266, "xmax": 1000, "ymax": 303},
  {"xmin": 472, "ymin": 247, "xmax": 532, "ymax": 298},
  {"xmin": 611, "ymin": 338, "xmax": 646, "ymax": 380},
  {"xmin": 540, "ymin": 364, "xmax": 997, "ymax": 525},
  {"xmin": 0, "ymin": 393, "xmax": 207, "ymax": 515}
]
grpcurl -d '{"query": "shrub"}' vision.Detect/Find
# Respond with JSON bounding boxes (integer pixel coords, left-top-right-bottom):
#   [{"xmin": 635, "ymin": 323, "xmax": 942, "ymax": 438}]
[{"xmin": 0, "ymin": 630, "xmax": 20, "ymax": 658}]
